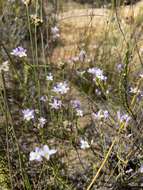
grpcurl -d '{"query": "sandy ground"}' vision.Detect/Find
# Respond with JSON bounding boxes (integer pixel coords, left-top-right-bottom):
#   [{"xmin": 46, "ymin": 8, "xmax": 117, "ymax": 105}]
[{"xmin": 51, "ymin": 0, "xmax": 143, "ymax": 61}]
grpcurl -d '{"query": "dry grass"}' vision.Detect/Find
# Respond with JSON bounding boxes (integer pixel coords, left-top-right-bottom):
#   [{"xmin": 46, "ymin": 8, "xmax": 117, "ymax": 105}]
[{"xmin": 51, "ymin": 0, "xmax": 143, "ymax": 66}]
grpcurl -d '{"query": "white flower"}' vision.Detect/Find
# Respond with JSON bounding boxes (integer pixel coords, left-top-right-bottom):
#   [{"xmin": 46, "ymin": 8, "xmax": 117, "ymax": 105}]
[
  {"xmin": 130, "ymin": 87, "xmax": 140, "ymax": 94},
  {"xmin": 38, "ymin": 117, "xmax": 47, "ymax": 128},
  {"xmin": 46, "ymin": 73, "xmax": 53, "ymax": 81},
  {"xmin": 29, "ymin": 147, "xmax": 42, "ymax": 162},
  {"xmin": 80, "ymin": 139, "xmax": 90, "ymax": 149},
  {"xmin": 40, "ymin": 145, "xmax": 57, "ymax": 160},
  {"xmin": 76, "ymin": 109, "xmax": 83, "ymax": 117},
  {"xmin": 22, "ymin": 109, "xmax": 34, "ymax": 121},
  {"xmin": 11, "ymin": 46, "xmax": 27, "ymax": 57},
  {"xmin": 0, "ymin": 61, "xmax": 9, "ymax": 72},
  {"xmin": 52, "ymin": 82, "xmax": 69, "ymax": 94},
  {"xmin": 49, "ymin": 98, "xmax": 62, "ymax": 110}
]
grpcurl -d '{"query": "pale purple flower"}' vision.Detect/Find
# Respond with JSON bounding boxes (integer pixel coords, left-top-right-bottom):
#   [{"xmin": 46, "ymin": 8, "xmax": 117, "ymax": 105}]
[
  {"xmin": 51, "ymin": 26, "xmax": 60, "ymax": 40},
  {"xmin": 70, "ymin": 100, "xmax": 81, "ymax": 109},
  {"xmin": 92, "ymin": 110, "xmax": 109, "ymax": 120},
  {"xmin": 80, "ymin": 139, "xmax": 90, "ymax": 149},
  {"xmin": 51, "ymin": 26, "xmax": 59, "ymax": 35},
  {"xmin": 52, "ymin": 82, "xmax": 69, "ymax": 94},
  {"xmin": 49, "ymin": 98, "xmax": 62, "ymax": 110},
  {"xmin": 22, "ymin": 109, "xmax": 34, "ymax": 121},
  {"xmin": 29, "ymin": 147, "xmax": 42, "ymax": 162},
  {"xmin": 38, "ymin": 117, "xmax": 47, "ymax": 128},
  {"xmin": 104, "ymin": 110, "xmax": 109, "ymax": 119},
  {"xmin": 117, "ymin": 63, "xmax": 123, "ymax": 72},
  {"xmin": 88, "ymin": 67, "xmax": 107, "ymax": 81},
  {"xmin": 40, "ymin": 145, "xmax": 57, "ymax": 160},
  {"xmin": 117, "ymin": 111, "xmax": 131, "ymax": 125},
  {"xmin": 29, "ymin": 145, "xmax": 57, "ymax": 162},
  {"xmin": 11, "ymin": 46, "xmax": 27, "ymax": 57}
]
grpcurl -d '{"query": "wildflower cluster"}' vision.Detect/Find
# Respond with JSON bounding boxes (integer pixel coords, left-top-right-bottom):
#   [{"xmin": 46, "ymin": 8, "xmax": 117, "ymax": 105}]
[
  {"xmin": 88, "ymin": 67, "xmax": 107, "ymax": 81},
  {"xmin": 30, "ymin": 145, "xmax": 57, "ymax": 161}
]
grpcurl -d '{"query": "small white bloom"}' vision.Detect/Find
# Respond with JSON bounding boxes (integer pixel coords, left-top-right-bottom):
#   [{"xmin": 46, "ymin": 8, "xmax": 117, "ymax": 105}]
[
  {"xmin": 46, "ymin": 73, "xmax": 53, "ymax": 81},
  {"xmin": 76, "ymin": 109, "xmax": 83, "ymax": 117},
  {"xmin": 0, "ymin": 61, "xmax": 9, "ymax": 72},
  {"xmin": 38, "ymin": 117, "xmax": 47, "ymax": 128},
  {"xmin": 40, "ymin": 145, "xmax": 57, "ymax": 160},
  {"xmin": 11, "ymin": 46, "xmax": 27, "ymax": 57},
  {"xmin": 80, "ymin": 139, "xmax": 90, "ymax": 149},
  {"xmin": 22, "ymin": 109, "xmax": 34, "ymax": 121},
  {"xmin": 49, "ymin": 98, "xmax": 62, "ymax": 110},
  {"xmin": 130, "ymin": 87, "xmax": 140, "ymax": 94},
  {"xmin": 52, "ymin": 82, "xmax": 69, "ymax": 94},
  {"xmin": 29, "ymin": 147, "xmax": 42, "ymax": 162}
]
